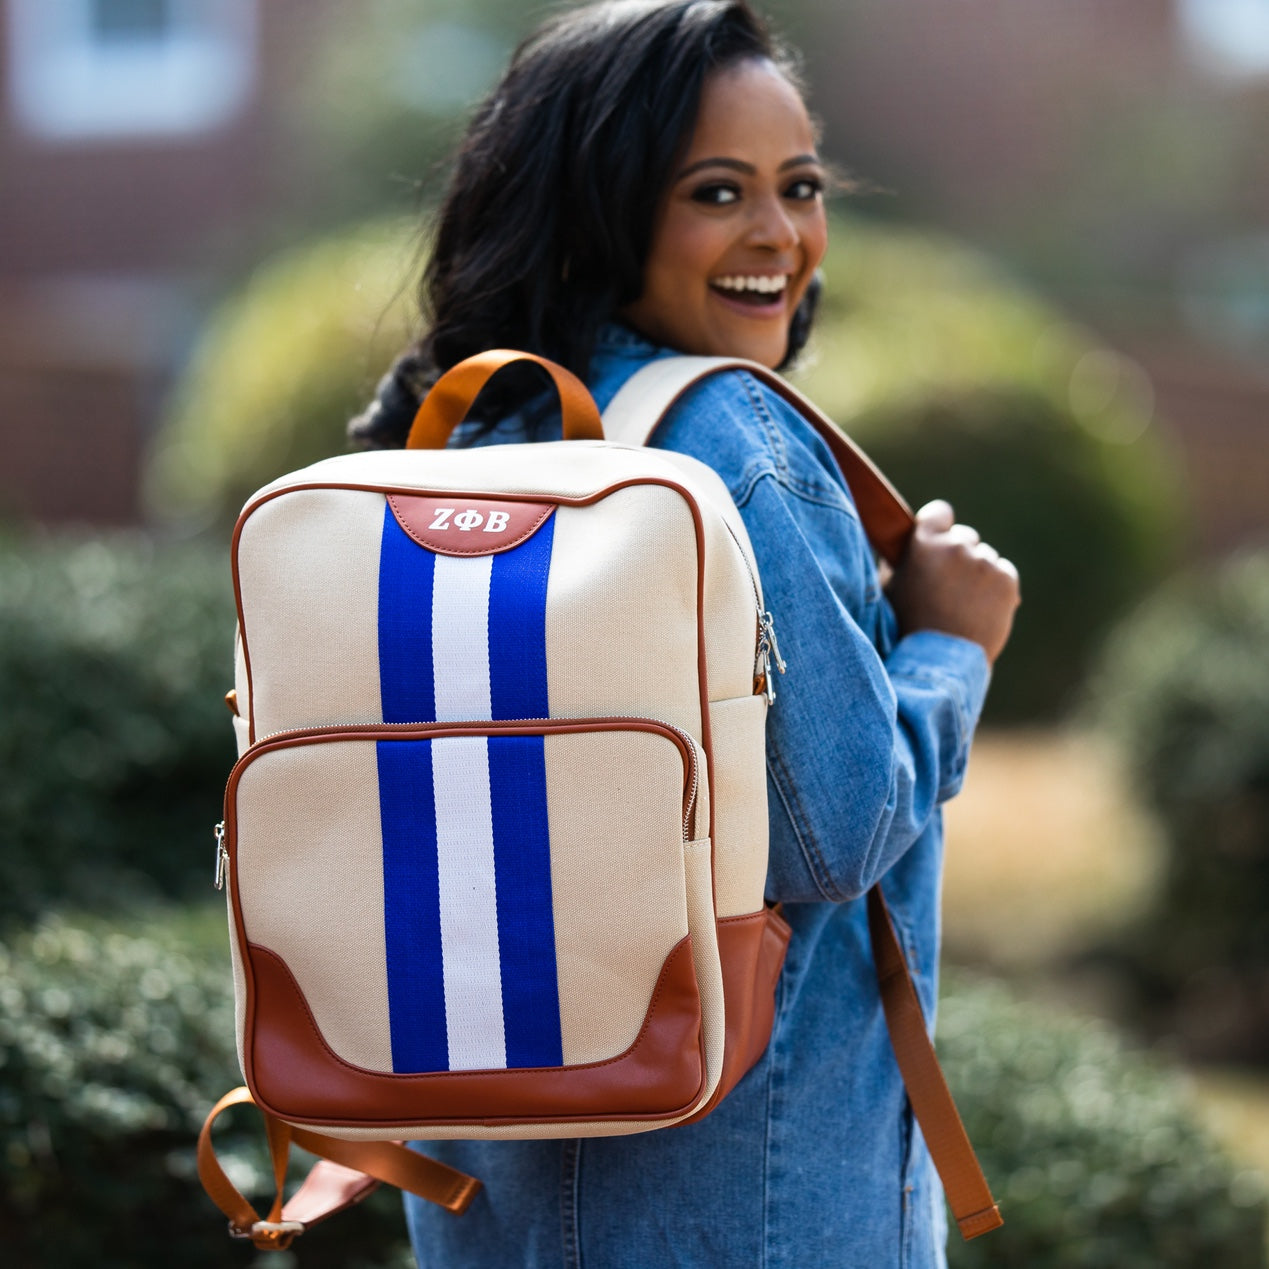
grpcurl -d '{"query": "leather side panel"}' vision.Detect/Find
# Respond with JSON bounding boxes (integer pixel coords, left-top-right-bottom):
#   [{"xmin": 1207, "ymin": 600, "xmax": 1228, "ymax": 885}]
[
  {"xmin": 244, "ymin": 936, "xmax": 705, "ymax": 1128},
  {"xmin": 680, "ymin": 906, "xmax": 791, "ymax": 1126}
]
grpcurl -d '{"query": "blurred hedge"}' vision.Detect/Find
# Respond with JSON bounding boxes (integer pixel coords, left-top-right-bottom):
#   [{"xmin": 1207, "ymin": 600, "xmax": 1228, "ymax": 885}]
[
  {"xmin": 145, "ymin": 219, "xmax": 420, "ymax": 531},
  {"xmin": 794, "ymin": 221, "xmax": 1184, "ymax": 720},
  {"xmin": 0, "ymin": 533, "xmax": 235, "ymax": 925},
  {"xmin": 941, "ymin": 973, "xmax": 1268, "ymax": 1268},
  {"xmin": 0, "ymin": 907, "xmax": 412, "ymax": 1269},
  {"xmin": 148, "ymin": 215, "xmax": 1183, "ymax": 721},
  {"xmin": 1086, "ymin": 550, "xmax": 1269, "ymax": 1061},
  {"xmin": 850, "ymin": 386, "xmax": 1177, "ymax": 719},
  {"xmin": 3, "ymin": 909, "xmax": 1262, "ymax": 1266}
]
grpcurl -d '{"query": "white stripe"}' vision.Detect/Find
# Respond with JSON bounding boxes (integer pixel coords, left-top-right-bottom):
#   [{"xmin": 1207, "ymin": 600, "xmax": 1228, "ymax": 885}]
[
  {"xmin": 431, "ymin": 553, "xmax": 493, "ymax": 721},
  {"xmin": 429, "ymin": 553, "xmax": 505, "ymax": 1069},
  {"xmin": 432, "ymin": 735, "xmax": 507, "ymax": 1070}
]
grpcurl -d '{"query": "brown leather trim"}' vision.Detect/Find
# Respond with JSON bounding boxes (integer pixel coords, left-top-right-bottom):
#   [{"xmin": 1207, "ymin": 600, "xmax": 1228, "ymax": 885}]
[
  {"xmin": 197, "ymin": 1086, "xmax": 480, "ymax": 1247},
  {"xmin": 230, "ymin": 475, "xmax": 714, "ymax": 846},
  {"xmin": 868, "ymin": 886, "xmax": 1002, "ymax": 1238},
  {"xmin": 624, "ymin": 361, "xmax": 915, "ymax": 567},
  {"xmin": 387, "ymin": 493, "xmax": 555, "ymax": 557},
  {"xmin": 241, "ymin": 936, "xmax": 705, "ymax": 1127},
  {"xmin": 405, "ymin": 352, "xmax": 604, "ymax": 448},
  {"xmin": 680, "ymin": 906, "xmax": 791, "ymax": 1127},
  {"xmin": 225, "ymin": 717, "xmax": 698, "ymax": 843},
  {"xmin": 224, "ymin": 689, "xmax": 239, "ymax": 716}
]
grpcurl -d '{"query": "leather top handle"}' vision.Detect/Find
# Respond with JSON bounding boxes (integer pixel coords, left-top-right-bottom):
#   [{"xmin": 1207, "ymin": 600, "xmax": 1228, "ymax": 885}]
[
  {"xmin": 600, "ymin": 355, "xmax": 914, "ymax": 566},
  {"xmin": 406, "ymin": 350, "xmax": 604, "ymax": 450}
]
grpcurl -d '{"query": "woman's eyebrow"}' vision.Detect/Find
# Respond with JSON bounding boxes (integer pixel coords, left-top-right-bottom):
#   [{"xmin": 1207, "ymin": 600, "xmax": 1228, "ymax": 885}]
[{"xmin": 675, "ymin": 153, "xmax": 823, "ymax": 180}]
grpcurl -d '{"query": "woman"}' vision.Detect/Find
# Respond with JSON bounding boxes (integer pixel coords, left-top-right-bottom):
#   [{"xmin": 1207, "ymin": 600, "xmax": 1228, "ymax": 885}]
[{"xmin": 352, "ymin": 2, "xmax": 1020, "ymax": 1265}]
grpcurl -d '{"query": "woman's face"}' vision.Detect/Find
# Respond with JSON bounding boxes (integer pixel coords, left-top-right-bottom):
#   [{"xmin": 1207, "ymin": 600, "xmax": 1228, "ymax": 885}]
[{"xmin": 621, "ymin": 58, "xmax": 828, "ymax": 368}]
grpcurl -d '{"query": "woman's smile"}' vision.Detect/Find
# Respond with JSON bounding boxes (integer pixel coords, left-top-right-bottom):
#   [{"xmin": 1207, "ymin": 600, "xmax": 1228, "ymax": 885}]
[
  {"xmin": 709, "ymin": 271, "xmax": 792, "ymax": 315},
  {"xmin": 621, "ymin": 57, "xmax": 828, "ymax": 367}
]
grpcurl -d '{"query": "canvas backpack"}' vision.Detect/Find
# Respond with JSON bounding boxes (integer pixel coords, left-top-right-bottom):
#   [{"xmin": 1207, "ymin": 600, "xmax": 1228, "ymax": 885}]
[{"xmin": 197, "ymin": 351, "xmax": 1002, "ymax": 1251}]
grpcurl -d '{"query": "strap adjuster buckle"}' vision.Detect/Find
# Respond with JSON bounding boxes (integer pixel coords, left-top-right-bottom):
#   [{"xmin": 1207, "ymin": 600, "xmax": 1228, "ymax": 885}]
[{"xmin": 229, "ymin": 1219, "xmax": 305, "ymax": 1250}]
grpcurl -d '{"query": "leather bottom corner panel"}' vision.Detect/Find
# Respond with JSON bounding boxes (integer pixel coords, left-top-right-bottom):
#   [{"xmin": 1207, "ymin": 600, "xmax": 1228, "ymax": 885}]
[
  {"xmin": 681, "ymin": 907, "xmax": 792, "ymax": 1126},
  {"xmin": 243, "ymin": 934, "xmax": 706, "ymax": 1128}
]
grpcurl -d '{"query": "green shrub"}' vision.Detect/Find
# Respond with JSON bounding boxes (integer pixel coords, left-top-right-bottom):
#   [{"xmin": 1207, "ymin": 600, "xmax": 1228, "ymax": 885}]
[
  {"xmin": 4, "ymin": 906, "xmax": 1259, "ymax": 1265},
  {"xmin": 793, "ymin": 220, "xmax": 1184, "ymax": 721},
  {"xmin": 1086, "ymin": 551, "xmax": 1269, "ymax": 1060},
  {"xmin": 148, "ymin": 214, "xmax": 1184, "ymax": 718},
  {"xmin": 849, "ymin": 386, "xmax": 1178, "ymax": 719},
  {"xmin": 0, "ymin": 906, "xmax": 412, "ymax": 1268},
  {"xmin": 0, "ymin": 533, "xmax": 236, "ymax": 925},
  {"xmin": 940, "ymin": 973, "xmax": 1268, "ymax": 1268},
  {"xmin": 145, "ymin": 219, "xmax": 420, "ymax": 530}
]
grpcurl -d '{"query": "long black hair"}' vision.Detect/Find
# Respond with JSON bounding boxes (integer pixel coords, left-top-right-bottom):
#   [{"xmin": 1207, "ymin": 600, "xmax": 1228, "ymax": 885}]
[{"xmin": 350, "ymin": 0, "xmax": 816, "ymax": 448}]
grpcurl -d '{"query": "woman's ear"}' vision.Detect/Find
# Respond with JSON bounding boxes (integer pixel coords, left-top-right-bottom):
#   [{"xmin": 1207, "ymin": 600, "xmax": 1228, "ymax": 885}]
[{"xmin": 780, "ymin": 268, "xmax": 822, "ymax": 371}]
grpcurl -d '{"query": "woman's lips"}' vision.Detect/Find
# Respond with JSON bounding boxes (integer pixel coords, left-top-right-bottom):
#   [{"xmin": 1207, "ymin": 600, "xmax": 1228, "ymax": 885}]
[{"xmin": 708, "ymin": 283, "xmax": 788, "ymax": 318}]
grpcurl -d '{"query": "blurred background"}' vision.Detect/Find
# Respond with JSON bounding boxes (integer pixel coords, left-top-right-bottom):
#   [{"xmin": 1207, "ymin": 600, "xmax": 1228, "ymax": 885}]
[{"xmin": 1, "ymin": 0, "xmax": 1267, "ymax": 1264}]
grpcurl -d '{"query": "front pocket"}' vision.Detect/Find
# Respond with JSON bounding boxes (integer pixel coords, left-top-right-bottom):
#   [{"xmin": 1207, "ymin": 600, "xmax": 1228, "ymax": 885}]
[{"xmin": 225, "ymin": 718, "xmax": 707, "ymax": 1127}]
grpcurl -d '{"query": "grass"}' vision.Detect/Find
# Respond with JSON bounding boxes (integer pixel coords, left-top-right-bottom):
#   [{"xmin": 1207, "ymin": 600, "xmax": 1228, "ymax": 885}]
[{"xmin": 942, "ymin": 728, "xmax": 1162, "ymax": 968}]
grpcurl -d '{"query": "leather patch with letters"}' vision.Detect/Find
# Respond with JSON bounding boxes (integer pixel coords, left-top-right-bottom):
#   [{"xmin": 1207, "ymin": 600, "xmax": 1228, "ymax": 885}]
[{"xmin": 388, "ymin": 494, "xmax": 555, "ymax": 556}]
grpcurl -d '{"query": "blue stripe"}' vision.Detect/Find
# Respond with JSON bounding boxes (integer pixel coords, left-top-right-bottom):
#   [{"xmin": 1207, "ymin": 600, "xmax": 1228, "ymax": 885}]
[
  {"xmin": 489, "ymin": 734, "xmax": 563, "ymax": 1067},
  {"xmin": 378, "ymin": 503, "xmax": 436, "ymax": 723},
  {"xmin": 376, "ymin": 501, "xmax": 562, "ymax": 1071},
  {"xmin": 486, "ymin": 517, "xmax": 562, "ymax": 1064},
  {"xmin": 377, "ymin": 739, "xmax": 448, "ymax": 1073},
  {"xmin": 487, "ymin": 512, "xmax": 554, "ymax": 720}
]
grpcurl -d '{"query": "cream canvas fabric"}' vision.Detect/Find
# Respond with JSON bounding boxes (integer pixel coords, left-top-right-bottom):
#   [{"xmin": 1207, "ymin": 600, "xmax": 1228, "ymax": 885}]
[{"xmin": 222, "ymin": 362, "xmax": 777, "ymax": 1139}]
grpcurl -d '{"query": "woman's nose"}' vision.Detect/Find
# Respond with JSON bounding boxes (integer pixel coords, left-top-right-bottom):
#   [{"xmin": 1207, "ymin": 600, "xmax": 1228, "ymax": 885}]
[{"xmin": 745, "ymin": 195, "xmax": 798, "ymax": 252}]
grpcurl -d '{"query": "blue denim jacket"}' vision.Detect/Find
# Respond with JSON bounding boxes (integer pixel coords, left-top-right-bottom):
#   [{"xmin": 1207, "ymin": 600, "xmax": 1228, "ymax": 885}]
[{"xmin": 406, "ymin": 324, "xmax": 991, "ymax": 1268}]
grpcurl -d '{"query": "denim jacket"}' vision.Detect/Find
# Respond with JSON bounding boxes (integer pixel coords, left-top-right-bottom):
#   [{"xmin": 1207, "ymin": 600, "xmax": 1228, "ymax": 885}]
[{"xmin": 406, "ymin": 324, "xmax": 991, "ymax": 1268}]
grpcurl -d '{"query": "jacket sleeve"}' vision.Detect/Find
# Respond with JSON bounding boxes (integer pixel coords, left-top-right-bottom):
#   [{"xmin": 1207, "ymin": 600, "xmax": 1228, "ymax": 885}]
[
  {"xmin": 743, "ymin": 470, "xmax": 991, "ymax": 903},
  {"xmin": 651, "ymin": 368, "xmax": 991, "ymax": 904}
]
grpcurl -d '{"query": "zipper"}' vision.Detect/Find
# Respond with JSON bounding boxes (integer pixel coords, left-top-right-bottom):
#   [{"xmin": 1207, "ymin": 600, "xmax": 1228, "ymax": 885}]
[
  {"xmin": 756, "ymin": 609, "xmax": 788, "ymax": 705},
  {"xmin": 213, "ymin": 821, "xmax": 229, "ymax": 890},
  {"xmin": 722, "ymin": 519, "xmax": 787, "ymax": 703},
  {"xmin": 217, "ymin": 716, "xmax": 701, "ymax": 877}
]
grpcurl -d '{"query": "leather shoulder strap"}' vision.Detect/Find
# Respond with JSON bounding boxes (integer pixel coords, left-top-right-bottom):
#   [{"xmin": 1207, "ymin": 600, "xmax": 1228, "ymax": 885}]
[
  {"xmin": 869, "ymin": 889, "xmax": 1003, "ymax": 1239},
  {"xmin": 601, "ymin": 355, "xmax": 913, "ymax": 566},
  {"xmin": 603, "ymin": 353, "xmax": 1001, "ymax": 1240}
]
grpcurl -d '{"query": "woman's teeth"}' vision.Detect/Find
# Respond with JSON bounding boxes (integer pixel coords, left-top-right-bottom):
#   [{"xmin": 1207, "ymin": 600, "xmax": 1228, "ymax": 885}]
[{"xmin": 712, "ymin": 275, "xmax": 788, "ymax": 298}]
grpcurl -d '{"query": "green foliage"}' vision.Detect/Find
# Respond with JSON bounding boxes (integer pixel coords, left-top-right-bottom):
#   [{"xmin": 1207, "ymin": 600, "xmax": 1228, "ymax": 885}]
[
  {"xmin": 0, "ymin": 533, "xmax": 236, "ymax": 925},
  {"xmin": 1086, "ymin": 551, "xmax": 1269, "ymax": 1060},
  {"xmin": 150, "ymin": 212, "xmax": 1184, "ymax": 718},
  {"xmin": 0, "ymin": 906, "xmax": 412, "ymax": 1268},
  {"xmin": 145, "ymin": 220, "xmax": 422, "ymax": 530},
  {"xmin": 940, "ymin": 973, "xmax": 1268, "ymax": 1268},
  {"xmin": 852, "ymin": 386, "xmax": 1177, "ymax": 719},
  {"xmin": 793, "ymin": 219, "xmax": 1184, "ymax": 720}
]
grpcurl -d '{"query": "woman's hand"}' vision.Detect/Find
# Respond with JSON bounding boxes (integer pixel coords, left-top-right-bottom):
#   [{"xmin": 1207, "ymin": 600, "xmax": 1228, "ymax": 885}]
[{"xmin": 885, "ymin": 500, "xmax": 1021, "ymax": 664}]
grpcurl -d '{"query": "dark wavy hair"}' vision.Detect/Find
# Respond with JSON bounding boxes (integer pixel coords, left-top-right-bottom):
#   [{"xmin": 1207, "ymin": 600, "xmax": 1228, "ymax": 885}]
[{"xmin": 350, "ymin": 0, "xmax": 817, "ymax": 449}]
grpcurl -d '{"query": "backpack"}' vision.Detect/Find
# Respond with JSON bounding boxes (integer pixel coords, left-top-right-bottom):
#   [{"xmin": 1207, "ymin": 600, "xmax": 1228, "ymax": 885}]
[{"xmin": 197, "ymin": 351, "xmax": 1002, "ymax": 1251}]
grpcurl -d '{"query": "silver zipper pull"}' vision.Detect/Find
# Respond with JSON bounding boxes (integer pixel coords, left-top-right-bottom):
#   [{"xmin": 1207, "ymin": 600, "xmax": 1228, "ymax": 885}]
[
  {"xmin": 761, "ymin": 610, "xmax": 787, "ymax": 676},
  {"xmin": 213, "ymin": 822, "xmax": 229, "ymax": 890},
  {"xmin": 759, "ymin": 610, "xmax": 787, "ymax": 703}
]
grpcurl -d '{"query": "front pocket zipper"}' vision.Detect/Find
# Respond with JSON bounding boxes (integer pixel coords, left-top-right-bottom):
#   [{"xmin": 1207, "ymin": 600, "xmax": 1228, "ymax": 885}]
[{"xmin": 220, "ymin": 715, "xmax": 700, "ymax": 861}]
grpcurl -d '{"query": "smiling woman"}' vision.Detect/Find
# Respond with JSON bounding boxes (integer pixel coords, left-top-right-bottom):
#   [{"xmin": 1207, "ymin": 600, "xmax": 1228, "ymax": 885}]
[
  {"xmin": 620, "ymin": 59, "xmax": 828, "ymax": 366},
  {"xmin": 347, "ymin": 3, "xmax": 1019, "ymax": 1266}
]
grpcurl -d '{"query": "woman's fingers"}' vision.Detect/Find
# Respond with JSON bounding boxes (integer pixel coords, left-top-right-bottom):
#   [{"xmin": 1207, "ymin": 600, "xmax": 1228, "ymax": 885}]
[{"xmin": 915, "ymin": 499, "xmax": 955, "ymax": 532}]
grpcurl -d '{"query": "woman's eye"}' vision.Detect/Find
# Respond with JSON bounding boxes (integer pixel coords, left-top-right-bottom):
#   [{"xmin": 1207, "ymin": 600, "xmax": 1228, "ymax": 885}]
[
  {"xmin": 691, "ymin": 183, "xmax": 741, "ymax": 207},
  {"xmin": 784, "ymin": 177, "xmax": 824, "ymax": 201}
]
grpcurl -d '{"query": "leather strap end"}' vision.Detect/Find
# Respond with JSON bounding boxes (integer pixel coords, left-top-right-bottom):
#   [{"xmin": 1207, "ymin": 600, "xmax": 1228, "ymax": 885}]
[{"xmin": 957, "ymin": 1205, "xmax": 1004, "ymax": 1240}]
